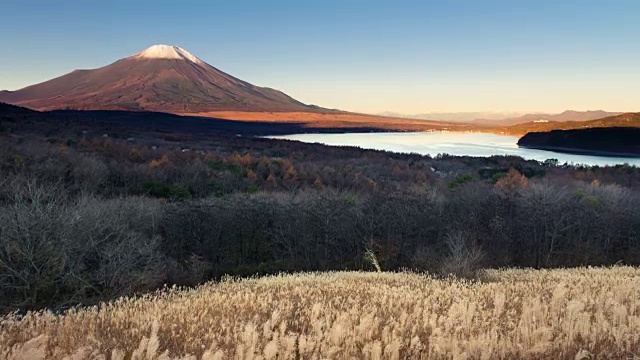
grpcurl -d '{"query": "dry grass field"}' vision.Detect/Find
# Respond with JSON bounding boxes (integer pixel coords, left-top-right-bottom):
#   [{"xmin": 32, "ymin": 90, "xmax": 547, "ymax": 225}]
[
  {"xmin": 1, "ymin": 268, "xmax": 639, "ymax": 359},
  {"xmin": 186, "ymin": 111, "xmax": 474, "ymax": 132}
]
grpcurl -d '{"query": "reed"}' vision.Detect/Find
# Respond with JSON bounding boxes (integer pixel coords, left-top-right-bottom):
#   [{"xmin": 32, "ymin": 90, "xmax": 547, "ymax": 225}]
[{"xmin": 1, "ymin": 267, "xmax": 639, "ymax": 359}]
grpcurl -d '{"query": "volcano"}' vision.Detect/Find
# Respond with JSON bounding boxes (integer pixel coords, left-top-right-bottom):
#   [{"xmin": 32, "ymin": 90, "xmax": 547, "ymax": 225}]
[{"xmin": 0, "ymin": 45, "xmax": 317, "ymax": 113}]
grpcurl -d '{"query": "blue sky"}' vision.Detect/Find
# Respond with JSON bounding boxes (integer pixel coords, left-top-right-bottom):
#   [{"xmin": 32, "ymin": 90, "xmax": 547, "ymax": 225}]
[{"xmin": 1, "ymin": 0, "xmax": 639, "ymax": 113}]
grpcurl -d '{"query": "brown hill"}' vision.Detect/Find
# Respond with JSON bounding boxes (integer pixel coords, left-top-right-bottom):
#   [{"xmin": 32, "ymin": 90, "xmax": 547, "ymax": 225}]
[
  {"xmin": 0, "ymin": 45, "xmax": 318, "ymax": 113},
  {"xmin": 502, "ymin": 113, "xmax": 640, "ymax": 135}
]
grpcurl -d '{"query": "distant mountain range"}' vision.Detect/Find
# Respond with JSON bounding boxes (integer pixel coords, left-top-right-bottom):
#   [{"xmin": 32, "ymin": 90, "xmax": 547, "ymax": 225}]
[
  {"xmin": 378, "ymin": 110, "xmax": 623, "ymax": 125},
  {"xmin": 0, "ymin": 45, "xmax": 320, "ymax": 114},
  {"xmin": 377, "ymin": 111, "xmax": 527, "ymax": 123}
]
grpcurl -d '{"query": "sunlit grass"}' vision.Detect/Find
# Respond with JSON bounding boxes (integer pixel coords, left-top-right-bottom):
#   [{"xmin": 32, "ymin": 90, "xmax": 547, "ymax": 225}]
[{"xmin": 1, "ymin": 267, "xmax": 639, "ymax": 359}]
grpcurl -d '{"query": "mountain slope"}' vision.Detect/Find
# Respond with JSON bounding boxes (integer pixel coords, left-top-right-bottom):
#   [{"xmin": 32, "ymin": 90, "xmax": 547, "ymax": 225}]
[
  {"xmin": 0, "ymin": 45, "xmax": 316, "ymax": 113},
  {"xmin": 504, "ymin": 112, "xmax": 640, "ymax": 135}
]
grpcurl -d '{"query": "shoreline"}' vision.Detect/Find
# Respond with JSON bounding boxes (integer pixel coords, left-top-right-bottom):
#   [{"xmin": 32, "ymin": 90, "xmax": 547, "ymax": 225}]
[{"xmin": 517, "ymin": 144, "xmax": 640, "ymax": 159}]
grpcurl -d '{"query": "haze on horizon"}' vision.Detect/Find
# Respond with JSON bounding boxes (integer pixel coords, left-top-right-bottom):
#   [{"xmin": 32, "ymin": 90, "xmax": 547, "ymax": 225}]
[{"xmin": 1, "ymin": 0, "xmax": 639, "ymax": 115}]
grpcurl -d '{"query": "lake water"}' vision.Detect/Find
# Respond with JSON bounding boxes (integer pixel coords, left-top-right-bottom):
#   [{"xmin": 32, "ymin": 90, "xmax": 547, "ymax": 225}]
[{"xmin": 269, "ymin": 132, "xmax": 640, "ymax": 167}]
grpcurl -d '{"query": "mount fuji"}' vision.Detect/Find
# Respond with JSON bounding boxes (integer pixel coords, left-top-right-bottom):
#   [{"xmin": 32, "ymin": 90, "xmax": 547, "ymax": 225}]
[{"xmin": 0, "ymin": 45, "xmax": 317, "ymax": 114}]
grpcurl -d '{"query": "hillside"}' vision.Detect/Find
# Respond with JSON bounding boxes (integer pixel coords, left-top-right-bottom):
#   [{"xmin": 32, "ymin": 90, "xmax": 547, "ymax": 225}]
[
  {"xmin": 518, "ymin": 127, "xmax": 640, "ymax": 157},
  {"xmin": 2, "ymin": 269, "xmax": 638, "ymax": 359},
  {"xmin": 0, "ymin": 102, "xmax": 39, "ymax": 117},
  {"xmin": 477, "ymin": 110, "xmax": 622, "ymax": 126},
  {"xmin": 186, "ymin": 110, "xmax": 470, "ymax": 131},
  {"xmin": 0, "ymin": 102, "xmax": 469, "ymax": 135},
  {"xmin": 503, "ymin": 112, "xmax": 640, "ymax": 135}
]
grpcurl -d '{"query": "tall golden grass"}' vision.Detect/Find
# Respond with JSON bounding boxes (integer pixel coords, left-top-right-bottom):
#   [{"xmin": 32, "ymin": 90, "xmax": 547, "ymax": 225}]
[{"xmin": 1, "ymin": 267, "xmax": 639, "ymax": 359}]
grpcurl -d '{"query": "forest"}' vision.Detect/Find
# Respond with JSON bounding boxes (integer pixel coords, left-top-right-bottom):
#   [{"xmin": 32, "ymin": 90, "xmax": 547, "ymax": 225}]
[
  {"xmin": 1, "ymin": 106, "xmax": 640, "ymax": 311},
  {"xmin": 518, "ymin": 127, "xmax": 640, "ymax": 156}
]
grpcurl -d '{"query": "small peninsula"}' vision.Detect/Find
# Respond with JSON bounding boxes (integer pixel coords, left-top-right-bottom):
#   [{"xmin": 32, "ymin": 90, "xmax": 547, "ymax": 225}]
[{"xmin": 518, "ymin": 127, "xmax": 640, "ymax": 158}]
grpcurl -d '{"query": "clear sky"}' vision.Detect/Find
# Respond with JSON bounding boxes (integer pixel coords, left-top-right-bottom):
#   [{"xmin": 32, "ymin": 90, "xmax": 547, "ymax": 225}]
[{"xmin": 1, "ymin": 0, "xmax": 639, "ymax": 114}]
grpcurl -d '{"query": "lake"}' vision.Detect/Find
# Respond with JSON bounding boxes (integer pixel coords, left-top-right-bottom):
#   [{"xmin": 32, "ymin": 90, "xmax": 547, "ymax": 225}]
[{"xmin": 269, "ymin": 132, "xmax": 640, "ymax": 167}]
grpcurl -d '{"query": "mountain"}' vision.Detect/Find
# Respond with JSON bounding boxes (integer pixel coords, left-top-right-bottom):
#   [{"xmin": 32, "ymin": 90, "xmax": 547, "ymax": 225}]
[
  {"xmin": 551, "ymin": 110, "xmax": 624, "ymax": 122},
  {"xmin": 0, "ymin": 45, "xmax": 317, "ymax": 113},
  {"xmin": 504, "ymin": 112, "xmax": 640, "ymax": 135},
  {"xmin": 475, "ymin": 110, "xmax": 622, "ymax": 126}
]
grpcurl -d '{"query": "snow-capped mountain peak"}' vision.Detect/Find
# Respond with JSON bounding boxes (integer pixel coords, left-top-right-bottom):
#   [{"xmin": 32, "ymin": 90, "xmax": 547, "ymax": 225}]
[{"xmin": 132, "ymin": 44, "xmax": 202, "ymax": 64}]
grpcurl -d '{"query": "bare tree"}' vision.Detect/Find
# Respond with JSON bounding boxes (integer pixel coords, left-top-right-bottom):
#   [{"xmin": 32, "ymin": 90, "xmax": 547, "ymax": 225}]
[{"xmin": 440, "ymin": 231, "xmax": 485, "ymax": 278}]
